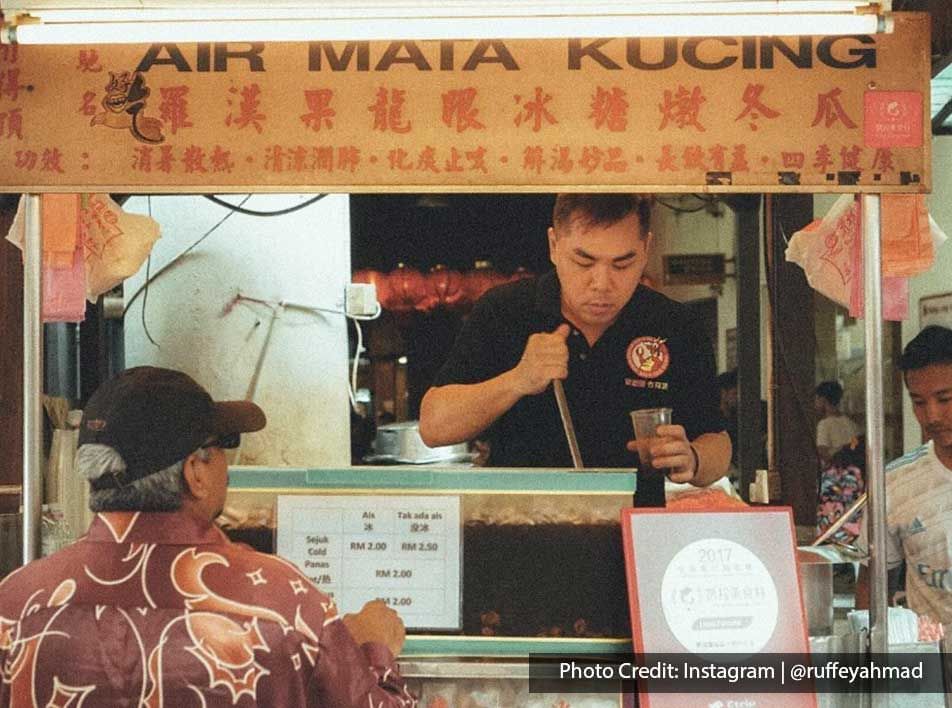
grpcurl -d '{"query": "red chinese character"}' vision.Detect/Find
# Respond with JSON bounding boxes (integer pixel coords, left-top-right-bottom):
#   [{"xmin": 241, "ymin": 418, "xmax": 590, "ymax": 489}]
[
  {"xmin": 444, "ymin": 148, "xmax": 465, "ymax": 172},
  {"xmin": 659, "ymin": 85, "xmax": 706, "ymax": 132},
  {"xmin": 288, "ymin": 146, "xmax": 309, "ymax": 172},
  {"xmin": 369, "ymin": 88, "xmax": 412, "ymax": 133},
  {"xmin": 41, "ymin": 148, "xmax": 65, "ymax": 173},
  {"xmin": 417, "ymin": 146, "xmax": 441, "ymax": 173},
  {"xmin": 312, "ymin": 146, "xmax": 334, "ymax": 172},
  {"xmin": 657, "ymin": 145, "xmax": 678, "ymax": 171},
  {"xmin": 590, "ymin": 86, "xmax": 628, "ymax": 132},
  {"xmin": 840, "ymin": 145, "xmax": 862, "ymax": 170},
  {"xmin": 466, "ymin": 147, "xmax": 488, "ymax": 173},
  {"xmin": 603, "ymin": 147, "xmax": 627, "ymax": 172},
  {"xmin": 301, "ymin": 89, "xmax": 335, "ymax": 132},
  {"xmin": 210, "ymin": 145, "xmax": 234, "ymax": 172},
  {"xmin": 514, "ymin": 87, "xmax": 557, "ymax": 132},
  {"xmin": 1, "ymin": 68, "xmax": 21, "ymax": 101},
  {"xmin": 77, "ymin": 49, "xmax": 103, "ymax": 73},
  {"xmin": 579, "ymin": 146, "xmax": 603, "ymax": 174},
  {"xmin": 265, "ymin": 145, "xmax": 286, "ymax": 172},
  {"xmin": 708, "ymin": 145, "xmax": 727, "ymax": 171},
  {"xmin": 871, "ymin": 147, "xmax": 894, "ymax": 173},
  {"xmin": 225, "ymin": 84, "xmax": 266, "ymax": 133},
  {"xmin": 388, "ymin": 148, "xmax": 414, "ymax": 171},
  {"xmin": 730, "ymin": 145, "xmax": 749, "ymax": 171},
  {"xmin": 550, "ymin": 146, "xmax": 574, "ymax": 173},
  {"xmin": 15, "ymin": 150, "xmax": 36, "ymax": 170},
  {"xmin": 813, "ymin": 144, "xmax": 834, "ymax": 171},
  {"xmin": 735, "ymin": 84, "xmax": 780, "ymax": 131},
  {"xmin": 442, "ymin": 88, "xmax": 485, "ymax": 133},
  {"xmin": 183, "ymin": 145, "xmax": 207, "ymax": 173},
  {"xmin": 811, "ymin": 88, "xmax": 857, "ymax": 129},
  {"xmin": 338, "ymin": 146, "xmax": 360, "ymax": 172},
  {"xmin": 523, "ymin": 145, "xmax": 544, "ymax": 173},
  {"xmin": 159, "ymin": 86, "xmax": 193, "ymax": 135},
  {"xmin": 79, "ymin": 91, "xmax": 97, "ymax": 117},
  {"xmin": 132, "ymin": 146, "xmax": 153, "ymax": 172},
  {"xmin": 682, "ymin": 145, "xmax": 707, "ymax": 171},
  {"xmin": 0, "ymin": 46, "xmax": 18, "ymax": 64},
  {"xmin": 0, "ymin": 108, "xmax": 23, "ymax": 140},
  {"xmin": 781, "ymin": 152, "xmax": 805, "ymax": 169},
  {"xmin": 157, "ymin": 145, "xmax": 175, "ymax": 173}
]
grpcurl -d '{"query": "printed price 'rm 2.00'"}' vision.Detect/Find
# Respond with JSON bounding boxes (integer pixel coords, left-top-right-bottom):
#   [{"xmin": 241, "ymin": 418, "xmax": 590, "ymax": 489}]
[{"xmin": 379, "ymin": 596, "xmax": 413, "ymax": 607}]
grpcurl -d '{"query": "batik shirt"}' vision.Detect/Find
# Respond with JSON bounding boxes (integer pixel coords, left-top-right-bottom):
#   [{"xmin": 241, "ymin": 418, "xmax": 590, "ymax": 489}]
[{"xmin": 0, "ymin": 511, "xmax": 417, "ymax": 707}]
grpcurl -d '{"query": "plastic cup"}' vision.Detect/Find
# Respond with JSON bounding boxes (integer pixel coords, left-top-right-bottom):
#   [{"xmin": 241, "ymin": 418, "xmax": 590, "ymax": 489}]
[{"xmin": 629, "ymin": 407, "xmax": 673, "ymax": 474}]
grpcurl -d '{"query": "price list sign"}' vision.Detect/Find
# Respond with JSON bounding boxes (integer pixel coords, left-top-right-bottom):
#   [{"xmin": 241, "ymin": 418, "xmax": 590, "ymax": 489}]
[{"xmin": 276, "ymin": 494, "xmax": 461, "ymax": 630}]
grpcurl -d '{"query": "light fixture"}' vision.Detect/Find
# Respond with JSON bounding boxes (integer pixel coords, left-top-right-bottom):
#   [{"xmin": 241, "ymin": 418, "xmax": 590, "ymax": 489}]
[{"xmin": 1, "ymin": 1, "xmax": 892, "ymax": 44}]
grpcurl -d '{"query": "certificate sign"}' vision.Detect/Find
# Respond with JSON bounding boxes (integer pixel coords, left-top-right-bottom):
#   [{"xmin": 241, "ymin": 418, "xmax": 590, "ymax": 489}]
[
  {"xmin": 277, "ymin": 494, "xmax": 461, "ymax": 630},
  {"xmin": 621, "ymin": 508, "xmax": 814, "ymax": 708}
]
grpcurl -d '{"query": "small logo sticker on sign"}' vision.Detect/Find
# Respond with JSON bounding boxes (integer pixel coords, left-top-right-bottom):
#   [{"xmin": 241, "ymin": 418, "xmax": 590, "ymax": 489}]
[{"xmin": 864, "ymin": 91, "xmax": 922, "ymax": 148}]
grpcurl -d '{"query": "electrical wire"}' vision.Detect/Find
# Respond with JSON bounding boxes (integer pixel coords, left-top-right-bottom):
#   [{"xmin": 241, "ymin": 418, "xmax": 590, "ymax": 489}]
[
  {"xmin": 229, "ymin": 292, "xmax": 381, "ymax": 413},
  {"xmin": 203, "ymin": 193, "xmax": 327, "ymax": 216},
  {"xmin": 141, "ymin": 196, "xmax": 158, "ymax": 347},
  {"xmin": 123, "ymin": 194, "xmax": 253, "ymax": 318}
]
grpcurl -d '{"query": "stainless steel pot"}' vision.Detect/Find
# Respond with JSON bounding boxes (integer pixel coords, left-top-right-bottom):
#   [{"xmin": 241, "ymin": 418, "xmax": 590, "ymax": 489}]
[
  {"xmin": 798, "ymin": 552, "xmax": 834, "ymax": 636},
  {"xmin": 366, "ymin": 421, "xmax": 471, "ymax": 464}
]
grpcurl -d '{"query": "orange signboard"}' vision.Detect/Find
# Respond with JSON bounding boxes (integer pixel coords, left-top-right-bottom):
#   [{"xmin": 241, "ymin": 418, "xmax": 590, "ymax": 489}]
[{"xmin": 0, "ymin": 13, "xmax": 930, "ymax": 193}]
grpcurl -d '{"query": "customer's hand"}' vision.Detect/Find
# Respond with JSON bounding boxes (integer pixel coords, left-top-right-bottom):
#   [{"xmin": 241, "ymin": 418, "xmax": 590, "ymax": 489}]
[{"xmin": 342, "ymin": 600, "xmax": 406, "ymax": 657}]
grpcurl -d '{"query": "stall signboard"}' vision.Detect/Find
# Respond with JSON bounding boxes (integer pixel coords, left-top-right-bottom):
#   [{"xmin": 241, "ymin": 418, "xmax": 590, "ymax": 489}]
[
  {"xmin": 0, "ymin": 14, "xmax": 929, "ymax": 193},
  {"xmin": 621, "ymin": 507, "xmax": 814, "ymax": 708},
  {"xmin": 276, "ymin": 494, "xmax": 461, "ymax": 630}
]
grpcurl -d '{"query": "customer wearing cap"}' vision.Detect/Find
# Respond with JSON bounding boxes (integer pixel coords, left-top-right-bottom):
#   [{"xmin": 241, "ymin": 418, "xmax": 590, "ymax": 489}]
[{"xmin": 0, "ymin": 367, "xmax": 416, "ymax": 708}]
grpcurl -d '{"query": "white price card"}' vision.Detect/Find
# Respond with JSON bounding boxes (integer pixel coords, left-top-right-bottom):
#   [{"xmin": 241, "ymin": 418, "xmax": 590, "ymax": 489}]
[{"xmin": 276, "ymin": 494, "xmax": 461, "ymax": 630}]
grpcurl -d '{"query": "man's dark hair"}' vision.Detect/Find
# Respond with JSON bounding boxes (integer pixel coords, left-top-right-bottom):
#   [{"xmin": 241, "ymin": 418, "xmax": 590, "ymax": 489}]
[
  {"xmin": 899, "ymin": 325, "xmax": 952, "ymax": 372},
  {"xmin": 552, "ymin": 194, "xmax": 652, "ymax": 237},
  {"xmin": 717, "ymin": 369, "xmax": 738, "ymax": 391},
  {"xmin": 815, "ymin": 380, "xmax": 843, "ymax": 407}
]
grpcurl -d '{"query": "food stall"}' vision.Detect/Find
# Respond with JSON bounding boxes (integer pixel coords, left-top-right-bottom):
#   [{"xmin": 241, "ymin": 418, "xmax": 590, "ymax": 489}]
[{"xmin": 0, "ymin": 3, "xmax": 936, "ymax": 705}]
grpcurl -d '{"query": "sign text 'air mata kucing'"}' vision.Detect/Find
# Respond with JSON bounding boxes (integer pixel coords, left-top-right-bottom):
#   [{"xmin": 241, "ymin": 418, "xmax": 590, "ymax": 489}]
[{"xmin": 0, "ymin": 13, "xmax": 931, "ymax": 192}]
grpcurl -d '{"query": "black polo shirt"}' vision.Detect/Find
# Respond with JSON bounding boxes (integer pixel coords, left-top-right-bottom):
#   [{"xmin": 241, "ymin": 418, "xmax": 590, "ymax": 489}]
[{"xmin": 432, "ymin": 271, "xmax": 724, "ymax": 469}]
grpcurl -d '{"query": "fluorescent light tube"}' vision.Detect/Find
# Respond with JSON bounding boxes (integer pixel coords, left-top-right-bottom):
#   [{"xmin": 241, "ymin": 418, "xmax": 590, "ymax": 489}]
[{"xmin": 6, "ymin": 13, "xmax": 889, "ymax": 44}]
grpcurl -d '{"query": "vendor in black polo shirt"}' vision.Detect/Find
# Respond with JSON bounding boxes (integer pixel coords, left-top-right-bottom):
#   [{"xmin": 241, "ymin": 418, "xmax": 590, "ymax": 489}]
[{"xmin": 418, "ymin": 193, "xmax": 731, "ymax": 505}]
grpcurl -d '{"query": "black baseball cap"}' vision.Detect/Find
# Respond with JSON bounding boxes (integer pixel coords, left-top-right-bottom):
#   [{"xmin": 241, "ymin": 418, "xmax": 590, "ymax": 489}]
[{"xmin": 79, "ymin": 366, "xmax": 266, "ymax": 488}]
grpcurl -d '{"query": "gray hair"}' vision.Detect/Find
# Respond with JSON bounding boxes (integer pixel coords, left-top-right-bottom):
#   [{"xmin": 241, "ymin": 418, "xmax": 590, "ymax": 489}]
[{"xmin": 78, "ymin": 443, "xmax": 210, "ymax": 513}]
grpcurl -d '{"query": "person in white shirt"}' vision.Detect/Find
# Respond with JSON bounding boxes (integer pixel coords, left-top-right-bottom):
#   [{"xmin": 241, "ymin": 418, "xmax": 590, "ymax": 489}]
[
  {"xmin": 855, "ymin": 325, "xmax": 952, "ymax": 624},
  {"xmin": 815, "ymin": 379, "xmax": 860, "ymax": 469}
]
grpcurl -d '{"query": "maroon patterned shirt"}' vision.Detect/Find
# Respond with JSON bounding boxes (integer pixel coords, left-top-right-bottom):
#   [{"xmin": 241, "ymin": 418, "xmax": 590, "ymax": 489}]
[{"xmin": 0, "ymin": 512, "xmax": 417, "ymax": 707}]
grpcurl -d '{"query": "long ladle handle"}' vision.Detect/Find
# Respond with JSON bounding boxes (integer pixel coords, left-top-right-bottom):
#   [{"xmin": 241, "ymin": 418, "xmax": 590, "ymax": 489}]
[{"xmin": 553, "ymin": 379, "xmax": 584, "ymax": 469}]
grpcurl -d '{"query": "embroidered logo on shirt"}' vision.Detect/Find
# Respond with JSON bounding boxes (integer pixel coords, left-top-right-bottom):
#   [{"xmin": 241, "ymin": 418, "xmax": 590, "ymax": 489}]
[{"xmin": 626, "ymin": 336, "xmax": 670, "ymax": 379}]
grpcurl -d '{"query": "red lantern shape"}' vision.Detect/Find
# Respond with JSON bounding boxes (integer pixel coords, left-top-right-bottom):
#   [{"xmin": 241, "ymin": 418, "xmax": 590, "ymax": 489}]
[
  {"xmin": 385, "ymin": 263, "xmax": 428, "ymax": 312},
  {"xmin": 508, "ymin": 267, "xmax": 534, "ymax": 284},
  {"xmin": 423, "ymin": 264, "xmax": 466, "ymax": 311},
  {"xmin": 464, "ymin": 260, "xmax": 508, "ymax": 303}
]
